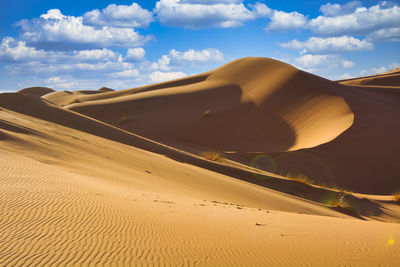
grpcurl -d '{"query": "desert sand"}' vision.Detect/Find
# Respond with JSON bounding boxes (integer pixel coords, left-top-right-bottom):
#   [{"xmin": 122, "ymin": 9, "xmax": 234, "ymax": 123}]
[{"xmin": 1, "ymin": 57, "xmax": 400, "ymax": 265}]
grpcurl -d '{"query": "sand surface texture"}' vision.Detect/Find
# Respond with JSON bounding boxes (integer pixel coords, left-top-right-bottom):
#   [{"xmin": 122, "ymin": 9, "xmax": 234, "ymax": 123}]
[{"xmin": 1, "ymin": 57, "xmax": 400, "ymax": 265}]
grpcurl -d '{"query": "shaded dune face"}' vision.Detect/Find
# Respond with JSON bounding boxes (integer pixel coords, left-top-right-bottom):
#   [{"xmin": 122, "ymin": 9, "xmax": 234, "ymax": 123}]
[
  {"xmin": 67, "ymin": 57, "xmax": 354, "ymax": 153},
  {"xmin": 18, "ymin": 87, "xmax": 55, "ymax": 97}
]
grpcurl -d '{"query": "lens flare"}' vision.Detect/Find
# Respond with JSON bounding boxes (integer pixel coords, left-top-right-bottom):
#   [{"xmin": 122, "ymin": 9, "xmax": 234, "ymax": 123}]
[{"xmin": 251, "ymin": 154, "xmax": 276, "ymax": 172}]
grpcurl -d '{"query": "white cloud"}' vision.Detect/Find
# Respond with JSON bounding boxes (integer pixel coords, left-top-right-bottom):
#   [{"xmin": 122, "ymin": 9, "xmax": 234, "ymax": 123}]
[
  {"xmin": 151, "ymin": 48, "xmax": 224, "ymax": 70},
  {"xmin": 367, "ymin": 27, "xmax": 400, "ymax": 42},
  {"xmin": 310, "ymin": 3, "xmax": 400, "ymax": 36},
  {"xmin": 73, "ymin": 49, "xmax": 120, "ymax": 62},
  {"xmin": 280, "ymin": 36, "xmax": 373, "ymax": 54},
  {"xmin": 265, "ymin": 10, "xmax": 307, "ymax": 32},
  {"xmin": 0, "ymin": 37, "xmax": 121, "ymax": 64},
  {"xmin": 126, "ymin": 47, "xmax": 146, "ymax": 61},
  {"xmin": 319, "ymin": 1, "xmax": 362, "ymax": 17},
  {"xmin": 17, "ymin": 9, "xmax": 152, "ymax": 49},
  {"xmin": 341, "ymin": 60, "xmax": 354, "ymax": 68},
  {"xmin": 295, "ymin": 54, "xmax": 354, "ymax": 70},
  {"xmin": 110, "ymin": 69, "xmax": 140, "ymax": 78},
  {"xmin": 180, "ymin": 0, "xmax": 242, "ymax": 3},
  {"xmin": 170, "ymin": 48, "xmax": 224, "ymax": 62},
  {"xmin": 83, "ymin": 3, "xmax": 153, "ymax": 28},
  {"xmin": 0, "ymin": 35, "xmax": 221, "ymax": 91},
  {"xmin": 151, "ymin": 55, "xmax": 171, "ymax": 71},
  {"xmin": 154, "ymin": 0, "xmax": 270, "ymax": 28},
  {"xmin": 148, "ymin": 71, "xmax": 187, "ymax": 82},
  {"xmin": 46, "ymin": 76, "xmax": 66, "ymax": 83},
  {"xmin": 295, "ymin": 54, "xmax": 333, "ymax": 68},
  {"xmin": 0, "ymin": 37, "xmax": 46, "ymax": 62}
]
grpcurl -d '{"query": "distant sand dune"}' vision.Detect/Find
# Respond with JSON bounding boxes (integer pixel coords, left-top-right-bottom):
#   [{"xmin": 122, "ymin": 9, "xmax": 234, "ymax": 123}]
[
  {"xmin": 339, "ymin": 68, "xmax": 400, "ymax": 87},
  {"xmin": 18, "ymin": 87, "xmax": 55, "ymax": 97}
]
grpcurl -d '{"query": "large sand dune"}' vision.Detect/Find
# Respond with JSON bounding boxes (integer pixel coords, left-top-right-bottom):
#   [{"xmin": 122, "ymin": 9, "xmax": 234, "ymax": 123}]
[
  {"xmin": 64, "ymin": 58, "xmax": 354, "ymax": 153},
  {"xmin": 51, "ymin": 57, "xmax": 400, "ymax": 194},
  {"xmin": 1, "ymin": 57, "xmax": 400, "ymax": 265}
]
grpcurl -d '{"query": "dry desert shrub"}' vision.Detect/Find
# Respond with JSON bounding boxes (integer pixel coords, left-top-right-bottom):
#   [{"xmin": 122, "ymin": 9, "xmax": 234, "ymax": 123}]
[
  {"xmin": 393, "ymin": 192, "xmax": 400, "ymax": 204},
  {"xmin": 201, "ymin": 151, "xmax": 223, "ymax": 161},
  {"xmin": 202, "ymin": 110, "xmax": 213, "ymax": 118},
  {"xmin": 286, "ymin": 173, "xmax": 313, "ymax": 185},
  {"xmin": 118, "ymin": 115, "xmax": 132, "ymax": 125}
]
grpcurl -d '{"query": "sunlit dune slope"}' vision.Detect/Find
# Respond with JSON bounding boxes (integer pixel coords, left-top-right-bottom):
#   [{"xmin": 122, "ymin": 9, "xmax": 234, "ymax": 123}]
[
  {"xmin": 63, "ymin": 57, "xmax": 354, "ymax": 153},
  {"xmin": 339, "ymin": 68, "xmax": 400, "ymax": 87}
]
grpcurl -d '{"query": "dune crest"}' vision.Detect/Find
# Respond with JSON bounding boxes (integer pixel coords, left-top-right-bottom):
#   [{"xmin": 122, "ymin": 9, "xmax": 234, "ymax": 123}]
[{"xmin": 339, "ymin": 67, "xmax": 400, "ymax": 87}]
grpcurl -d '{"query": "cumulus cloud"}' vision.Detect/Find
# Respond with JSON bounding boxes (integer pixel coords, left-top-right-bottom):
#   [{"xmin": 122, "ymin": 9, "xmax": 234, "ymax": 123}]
[
  {"xmin": 367, "ymin": 27, "xmax": 400, "ymax": 42},
  {"xmin": 0, "ymin": 37, "xmax": 121, "ymax": 64},
  {"xmin": 295, "ymin": 54, "xmax": 354, "ymax": 70},
  {"xmin": 280, "ymin": 36, "xmax": 374, "ymax": 54},
  {"xmin": 0, "ymin": 37, "xmax": 46, "ymax": 62},
  {"xmin": 151, "ymin": 48, "xmax": 224, "ymax": 70},
  {"xmin": 310, "ymin": 2, "xmax": 400, "ymax": 36},
  {"xmin": 1, "ymin": 35, "xmax": 224, "ymax": 91},
  {"xmin": 83, "ymin": 3, "xmax": 153, "ymax": 28},
  {"xmin": 148, "ymin": 71, "xmax": 187, "ymax": 83},
  {"xmin": 180, "ymin": 0, "xmax": 242, "ymax": 3},
  {"xmin": 341, "ymin": 59, "xmax": 354, "ymax": 68},
  {"xmin": 126, "ymin": 47, "xmax": 146, "ymax": 61},
  {"xmin": 110, "ymin": 69, "xmax": 140, "ymax": 78},
  {"xmin": 319, "ymin": 1, "xmax": 362, "ymax": 17},
  {"xmin": 154, "ymin": 0, "xmax": 270, "ymax": 28},
  {"xmin": 17, "ymin": 9, "xmax": 152, "ymax": 49},
  {"xmin": 0, "ymin": 36, "xmax": 139, "ymax": 81},
  {"xmin": 265, "ymin": 10, "xmax": 307, "ymax": 32}
]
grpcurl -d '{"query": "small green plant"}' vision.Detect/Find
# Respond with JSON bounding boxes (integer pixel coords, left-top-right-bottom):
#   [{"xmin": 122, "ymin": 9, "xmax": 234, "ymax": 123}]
[
  {"xmin": 118, "ymin": 115, "xmax": 132, "ymax": 125},
  {"xmin": 202, "ymin": 110, "xmax": 213, "ymax": 118},
  {"xmin": 201, "ymin": 151, "xmax": 223, "ymax": 161},
  {"xmin": 328, "ymin": 192, "xmax": 359, "ymax": 217}
]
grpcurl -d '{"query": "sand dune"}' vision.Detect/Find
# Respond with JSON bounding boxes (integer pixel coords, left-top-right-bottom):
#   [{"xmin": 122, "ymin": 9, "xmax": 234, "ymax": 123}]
[
  {"xmin": 51, "ymin": 57, "xmax": 400, "ymax": 194},
  {"xmin": 339, "ymin": 68, "xmax": 400, "ymax": 87},
  {"xmin": 18, "ymin": 86, "xmax": 55, "ymax": 97},
  {"xmin": 1, "ymin": 57, "xmax": 400, "ymax": 265},
  {"xmin": 65, "ymin": 58, "xmax": 354, "ymax": 153}
]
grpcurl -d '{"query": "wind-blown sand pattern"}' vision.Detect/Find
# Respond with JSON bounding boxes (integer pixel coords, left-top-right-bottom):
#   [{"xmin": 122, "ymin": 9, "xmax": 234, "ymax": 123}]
[{"xmin": 1, "ymin": 57, "xmax": 400, "ymax": 265}]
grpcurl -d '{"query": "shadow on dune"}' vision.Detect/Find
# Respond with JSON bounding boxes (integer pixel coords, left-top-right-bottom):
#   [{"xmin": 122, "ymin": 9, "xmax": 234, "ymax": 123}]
[
  {"xmin": 0, "ymin": 119, "xmax": 42, "ymax": 135},
  {"xmin": 0, "ymin": 92, "xmax": 393, "ymax": 221}
]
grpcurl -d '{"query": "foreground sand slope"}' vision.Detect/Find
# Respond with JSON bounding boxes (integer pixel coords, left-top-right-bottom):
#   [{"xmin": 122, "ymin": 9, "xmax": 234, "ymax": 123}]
[{"xmin": 1, "ymin": 95, "xmax": 400, "ymax": 265}]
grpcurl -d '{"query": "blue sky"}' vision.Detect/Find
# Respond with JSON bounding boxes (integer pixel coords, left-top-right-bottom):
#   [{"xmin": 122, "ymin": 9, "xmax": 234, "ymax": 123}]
[{"xmin": 0, "ymin": 0, "xmax": 399, "ymax": 91}]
